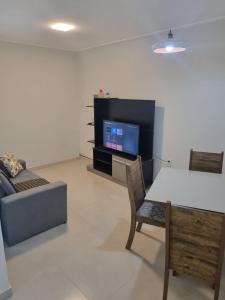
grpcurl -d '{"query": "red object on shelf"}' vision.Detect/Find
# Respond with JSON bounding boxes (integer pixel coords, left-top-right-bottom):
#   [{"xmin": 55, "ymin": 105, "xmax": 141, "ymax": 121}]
[{"xmin": 98, "ymin": 89, "xmax": 105, "ymax": 98}]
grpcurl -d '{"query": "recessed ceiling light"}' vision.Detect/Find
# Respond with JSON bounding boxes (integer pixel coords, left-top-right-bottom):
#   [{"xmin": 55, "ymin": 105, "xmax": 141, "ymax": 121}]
[{"xmin": 50, "ymin": 23, "xmax": 75, "ymax": 32}]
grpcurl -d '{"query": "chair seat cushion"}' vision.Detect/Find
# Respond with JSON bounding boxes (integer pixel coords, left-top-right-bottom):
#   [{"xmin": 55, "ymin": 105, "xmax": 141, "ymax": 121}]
[{"xmin": 137, "ymin": 200, "xmax": 165, "ymax": 225}]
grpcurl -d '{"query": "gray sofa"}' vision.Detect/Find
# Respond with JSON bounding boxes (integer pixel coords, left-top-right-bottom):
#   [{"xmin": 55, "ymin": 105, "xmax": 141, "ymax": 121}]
[{"xmin": 0, "ymin": 160, "xmax": 67, "ymax": 246}]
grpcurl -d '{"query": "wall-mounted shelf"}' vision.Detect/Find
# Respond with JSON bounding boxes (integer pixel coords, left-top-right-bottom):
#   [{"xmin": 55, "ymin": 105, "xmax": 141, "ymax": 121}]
[
  {"xmin": 87, "ymin": 140, "xmax": 95, "ymax": 144},
  {"xmin": 86, "ymin": 101, "xmax": 95, "ymax": 145}
]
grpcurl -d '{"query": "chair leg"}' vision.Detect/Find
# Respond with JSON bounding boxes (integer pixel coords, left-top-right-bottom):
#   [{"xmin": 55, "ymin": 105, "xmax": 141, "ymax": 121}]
[
  {"xmin": 214, "ymin": 282, "xmax": 221, "ymax": 300},
  {"xmin": 136, "ymin": 222, "xmax": 143, "ymax": 232},
  {"xmin": 163, "ymin": 269, "xmax": 170, "ymax": 300},
  {"xmin": 126, "ymin": 217, "xmax": 136, "ymax": 250}
]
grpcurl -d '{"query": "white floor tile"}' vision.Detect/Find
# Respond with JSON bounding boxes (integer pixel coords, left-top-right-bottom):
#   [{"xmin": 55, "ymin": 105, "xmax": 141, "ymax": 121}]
[{"xmin": 5, "ymin": 157, "xmax": 225, "ymax": 300}]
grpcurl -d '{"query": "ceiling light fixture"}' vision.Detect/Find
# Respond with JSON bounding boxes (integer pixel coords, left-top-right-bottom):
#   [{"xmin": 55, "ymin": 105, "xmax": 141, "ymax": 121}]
[
  {"xmin": 50, "ymin": 23, "xmax": 75, "ymax": 32},
  {"xmin": 152, "ymin": 30, "xmax": 186, "ymax": 54}
]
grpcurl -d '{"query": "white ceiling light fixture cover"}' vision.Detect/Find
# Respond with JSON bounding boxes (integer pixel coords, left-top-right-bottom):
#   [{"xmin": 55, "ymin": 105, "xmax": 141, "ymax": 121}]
[
  {"xmin": 152, "ymin": 30, "xmax": 186, "ymax": 54},
  {"xmin": 50, "ymin": 23, "xmax": 75, "ymax": 32}
]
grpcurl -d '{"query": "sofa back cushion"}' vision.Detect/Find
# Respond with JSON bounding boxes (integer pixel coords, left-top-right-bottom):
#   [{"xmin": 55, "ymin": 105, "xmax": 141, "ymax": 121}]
[
  {"xmin": 0, "ymin": 171, "xmax": 16, "ymax": 196},
  {"xmin": 0, "ymin": 160, "xmax": 11, "ymax": 177},
  {"xmin": 0, "ymin": 184, "xmax": 5, "ymax": 198}
]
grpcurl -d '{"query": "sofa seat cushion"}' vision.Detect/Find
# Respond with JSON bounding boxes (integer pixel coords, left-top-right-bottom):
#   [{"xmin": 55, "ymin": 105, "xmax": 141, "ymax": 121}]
[{"xmin": 11, "ymin": 170, "xmax": 40, "ymax": 184}]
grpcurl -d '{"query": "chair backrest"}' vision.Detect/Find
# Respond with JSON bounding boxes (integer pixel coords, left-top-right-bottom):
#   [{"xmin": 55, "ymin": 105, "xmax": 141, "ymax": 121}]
[
  {"xmin": 126, "ymin": 156, "xmax": 146, "ymax": 213},
  {"xmin": 189, "ymin": 149, "xmax": 224, "ymax": 174},
  {"xmin": 165, "ymin": 202, "xmax": 225, "ymax": 285}
]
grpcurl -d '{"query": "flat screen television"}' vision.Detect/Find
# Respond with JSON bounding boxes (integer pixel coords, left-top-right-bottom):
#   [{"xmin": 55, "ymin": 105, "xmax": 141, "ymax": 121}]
[{"xmin": 103, "ymin": 120, "xmax": 140, "ymax": 155}]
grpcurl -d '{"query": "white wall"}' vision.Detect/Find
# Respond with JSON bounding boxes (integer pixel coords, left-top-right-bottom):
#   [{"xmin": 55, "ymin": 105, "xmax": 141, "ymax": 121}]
[
  {"xmin": 0, "ymin": 42, "xmax": 81, "ymax": 167},
  {"xmin": 1, "ymin": 19, "xmax": 225, "ymax": 172},
  {"xmin": 78, "ymin": 19, "xmax": 225, "ymax": 174}
]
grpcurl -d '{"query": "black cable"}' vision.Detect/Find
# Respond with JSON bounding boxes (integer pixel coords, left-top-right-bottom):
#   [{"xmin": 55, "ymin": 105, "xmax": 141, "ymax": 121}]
[{"xmin": 153, "ymin": 156, "xmax": 171, "ymax": 165}]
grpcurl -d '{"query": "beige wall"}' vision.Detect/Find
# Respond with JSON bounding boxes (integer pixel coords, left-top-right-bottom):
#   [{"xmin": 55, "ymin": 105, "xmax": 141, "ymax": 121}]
[
  {"xmin": 78, "ymin": 19, "xmax": 225, "ymax": 174},
  {"xmin": 0, "ymin": 42, "xmax": 80, "ymax": 167}
]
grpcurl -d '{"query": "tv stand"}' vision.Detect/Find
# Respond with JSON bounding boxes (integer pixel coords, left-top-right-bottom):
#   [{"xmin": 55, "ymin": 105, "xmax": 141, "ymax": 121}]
[
  {"xmin": 93, "ymin": 147, "xmax": 113, "ymax": 176},
  {"xmin": 89, "ymin": 147, "xmax": 153, "ymax": 187},
  {"xmin": 87, "ymin": 97, "xmax": 155, "ymax": 187}
]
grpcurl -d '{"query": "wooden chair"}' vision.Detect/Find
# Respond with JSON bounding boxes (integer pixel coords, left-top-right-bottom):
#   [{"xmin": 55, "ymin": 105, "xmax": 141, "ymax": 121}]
[
  {"xmin": 189, "ymin": 149, "xmax": 224, "ymax": 174},
  {"xmin": 125, "ymin": 156, "xmax": 165, "ymax": 250},
  {"xmin": 163, "ymin": 202, "xmax": 225, "ymax": 300}
]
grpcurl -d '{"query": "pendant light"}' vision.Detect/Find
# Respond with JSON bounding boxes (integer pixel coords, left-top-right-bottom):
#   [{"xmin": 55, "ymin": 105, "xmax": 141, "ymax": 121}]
[{"xmin": 152, "ymin": 30, "xmax": 186, "ymax": 54}]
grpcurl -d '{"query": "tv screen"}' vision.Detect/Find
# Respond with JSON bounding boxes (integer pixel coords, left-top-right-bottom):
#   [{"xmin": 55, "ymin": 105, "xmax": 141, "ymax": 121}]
[{"xmin": 103, "ymin": 120, "xmax": 140, "ymax": 155}]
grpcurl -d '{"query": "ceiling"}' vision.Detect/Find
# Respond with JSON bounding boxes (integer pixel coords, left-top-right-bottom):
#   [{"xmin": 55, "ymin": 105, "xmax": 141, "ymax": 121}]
[{"xmin": 0, "ymin": 0, "xmax": 225, "ymax": 52}]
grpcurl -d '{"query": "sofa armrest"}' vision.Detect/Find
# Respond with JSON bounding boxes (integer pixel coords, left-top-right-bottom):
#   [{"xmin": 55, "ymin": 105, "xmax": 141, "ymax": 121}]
[
  {"xmin": 18, "ymin": 159, "xmax": 26, "ymax": 170},
  {"xmin": 1, "ymin": 181, "xmax": 67, "ymax": 246}
]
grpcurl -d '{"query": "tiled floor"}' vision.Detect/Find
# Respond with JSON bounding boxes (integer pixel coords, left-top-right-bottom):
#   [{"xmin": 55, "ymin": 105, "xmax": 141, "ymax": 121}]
[{"xmin": 5, "ymin": 157, "xmax": 225, "ymax": 300}]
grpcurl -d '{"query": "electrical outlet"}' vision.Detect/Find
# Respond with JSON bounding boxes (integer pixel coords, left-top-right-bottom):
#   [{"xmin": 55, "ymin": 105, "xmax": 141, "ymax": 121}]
[{"xmin": 167, "ymin": 160, "xmax": 172, "ymax": 168}]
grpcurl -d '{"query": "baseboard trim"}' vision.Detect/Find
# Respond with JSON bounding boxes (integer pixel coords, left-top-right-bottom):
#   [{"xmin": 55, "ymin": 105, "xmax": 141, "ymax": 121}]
[
  {"xmin": 0, "ymin": 287, "xmax": 12, "ymax": 300},
  {"xmin": 80, "ymin": 154, "xmax": 92, "ymax": 160},
  {"xmin": 30, "ymin": 155, "xmax": 92, "ymax": 170},
  {"xmin": 31, "ymin": 157, "xmax": 79, "ymax": 170}
]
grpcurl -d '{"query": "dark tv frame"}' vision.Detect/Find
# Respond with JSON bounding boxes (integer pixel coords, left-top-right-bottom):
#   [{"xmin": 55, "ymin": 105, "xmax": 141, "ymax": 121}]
[{"xmin": 103, "ymin": 119, "xmax": 140, "ymax": 156}]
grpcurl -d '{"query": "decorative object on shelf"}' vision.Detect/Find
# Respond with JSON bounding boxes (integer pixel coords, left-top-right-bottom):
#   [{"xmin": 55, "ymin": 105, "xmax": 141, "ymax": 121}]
[
  {"xmin": 98, "ymin": 89, "xmax": 105, "ymax": 98},
  {"xmin": 152, "ymin": 29, "xmax": 186, "ymax": 54},
  {"xmin": 105, "ymin": 92, "xmax": 111, "ymax": 98}
]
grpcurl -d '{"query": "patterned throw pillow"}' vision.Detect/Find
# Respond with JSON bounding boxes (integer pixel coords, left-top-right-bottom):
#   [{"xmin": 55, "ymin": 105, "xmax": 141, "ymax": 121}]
[{"xmin": 0, "ymin": 153, "xmax": 24, "ymax": 178}]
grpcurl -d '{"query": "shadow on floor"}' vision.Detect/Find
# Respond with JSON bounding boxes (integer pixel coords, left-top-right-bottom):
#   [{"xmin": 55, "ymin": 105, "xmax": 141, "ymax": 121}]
[
  {"xmin": 98, "ymin": 218, "xmax": 163, "ymax": 251},
  {"xmin": 99, "ymin": 218, "xmax": 224, "ymax": 300},
  {"xmin": 5, "ymin": 223, "xmax": 68, "ymax": 260}
]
